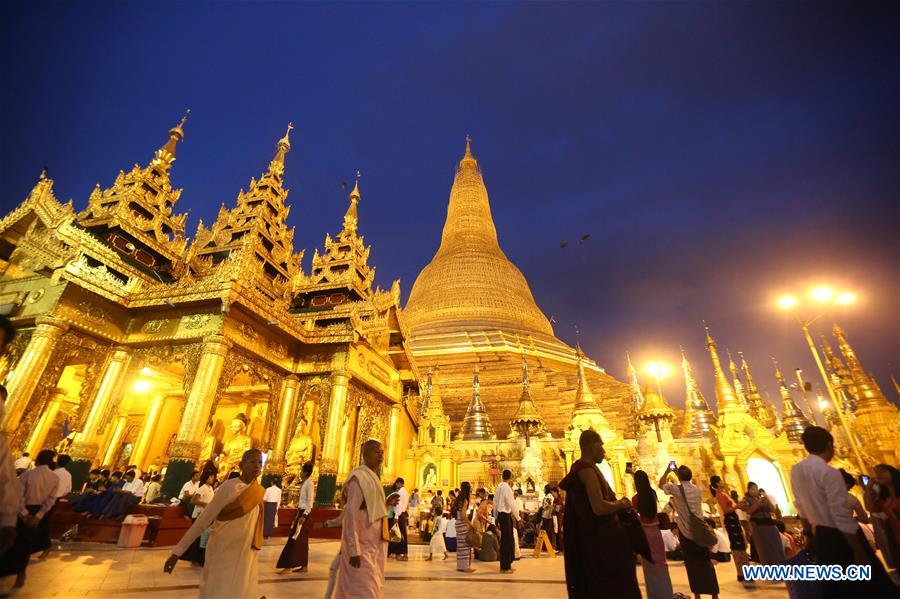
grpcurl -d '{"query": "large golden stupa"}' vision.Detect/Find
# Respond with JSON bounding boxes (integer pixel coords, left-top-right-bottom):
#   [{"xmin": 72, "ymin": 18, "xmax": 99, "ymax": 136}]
[{"xmin": 404, "ymin": 138, "xmax": 633, "ymax": 438}]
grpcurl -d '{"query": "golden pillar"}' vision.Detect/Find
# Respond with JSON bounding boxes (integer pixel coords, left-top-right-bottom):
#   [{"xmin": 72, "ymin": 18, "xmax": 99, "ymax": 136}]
[
  {"xmin": 101, "ymin": 415, "xmax": 128, "ymax": 466},
  {"xmin": 131, "ymin": 394, "xmax": 167, "ymax": 470},
  {"xmin": 170, "ymin": 335, "xmax": 232, "ymax": 462},
  {"xmin": 1, "ymin": 316, "xmax": 69, "ymax": 434},
  {"xmin": 162, "ymin": 335, "xmax": 231, "ymax": 497},
  {"xmin": 387, "ymin": 403, "xmax": 401, "ymax": 479},
  {"xmin": 267, "ymin": 375, "xmax": 300, "ymax": 474},
  {"xmin": 25, "ymin": 387, "xmax": 67, "ymax": 455},
  {"xmin": 70, "ymin": 348, "xmax": 132, "ymax": 462},
  {"xmin": 315, "ymin": 370, "xmax": 350, "ymax": 505}
]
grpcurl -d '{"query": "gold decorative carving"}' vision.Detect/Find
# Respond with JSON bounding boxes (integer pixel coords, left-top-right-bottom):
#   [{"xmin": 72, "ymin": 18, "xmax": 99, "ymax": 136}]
[
  {"xmin": 183, "ymin": 314, "xmax": 211, "ymax": 330},
  {"xmin": 141, "ymin": 319, "xmax": 166, "ymax": 333},
  {"xmin": 76, "ymin": 300, "xmax": 108, "ymax": 323}
]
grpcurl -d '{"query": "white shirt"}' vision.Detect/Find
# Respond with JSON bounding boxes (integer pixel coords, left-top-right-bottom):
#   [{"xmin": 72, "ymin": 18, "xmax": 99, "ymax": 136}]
[
  {"xmin": 298, "ymin": 478, "xmax": 314, "ymax": 511},
  {"xmin": 14, "ymin": 456, "xmax": 31, "ymax": 470},
  {"xmin": 790, "ymin": 454, "xmax": 858, "ymax": 535},
  {"xmin": 712, "ymin": 527, "xmax": 731, "ymax": 553},
  {"xmin": 144, "ymin": 481, "xmax": 162, "ymax": 504},
  {"xmin": 662, "ymin": 481, "xmax": 703, "ymax": 541},
  {"xmin": 514, "ymin": 496, "xmax": 525, "ymax": 516},
  {"xmin": 264, "ymin": 485, "xmax": 282, "ymax": 504},
  {"xmin": 661, "ymin": 529, "xmax": 679, "ymax": 551},
  {"xmin": 53, "ymin": 467, "xmax": 72, "ymax": 498},
  {"xmin": 124, "ymin": 478, "xmax": 145, "ymax": 497},
  {"xmin": 396, "ymin": 487, "xmax": 409, "ymax": 513},
  {"xmin": 175, "ymin": 478, "xmax": 251, "ymax": 557},
  {"xmin": 19, "ymin": 465, "xmax": 59, "ymax": 519},
  {"xmin": 179, "ymin": 480, "xmax": 200, "ymax": 500},
  {"xmin": 192, "ymin": 484, "xmax": 215, "ymax": 519},
  {"xmin": 494, "ymin": 481, "xmax": 515, "ymax": 516}
]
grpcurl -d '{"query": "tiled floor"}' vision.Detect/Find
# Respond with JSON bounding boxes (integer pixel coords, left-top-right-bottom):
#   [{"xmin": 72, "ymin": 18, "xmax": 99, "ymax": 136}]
[{"xmin": 2, "ymin": 539, "xmax": 790, "ymax": 598}]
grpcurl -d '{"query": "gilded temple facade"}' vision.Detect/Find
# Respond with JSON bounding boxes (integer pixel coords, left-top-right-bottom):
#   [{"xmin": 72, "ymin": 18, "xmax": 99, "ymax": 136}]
[
  {"xmin": 0, "ymin": 119, "xmax": 896, "ymax": 510},
  {"xmin": 0, "ymin": 118, "xmax": 417, "ymax": 501}
]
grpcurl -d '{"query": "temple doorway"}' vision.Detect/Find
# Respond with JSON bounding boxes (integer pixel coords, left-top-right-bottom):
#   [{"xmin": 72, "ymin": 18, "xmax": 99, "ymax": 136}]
[{"xmin": 745, "ymin": 457, "xmax": 790, "ymax": 514}]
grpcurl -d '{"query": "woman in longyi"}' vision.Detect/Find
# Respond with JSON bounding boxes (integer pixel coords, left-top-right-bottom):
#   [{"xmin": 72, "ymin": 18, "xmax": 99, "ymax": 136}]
[{"xmin": 164, "ymin": 449, "xmax": 266, "ymax": 599}]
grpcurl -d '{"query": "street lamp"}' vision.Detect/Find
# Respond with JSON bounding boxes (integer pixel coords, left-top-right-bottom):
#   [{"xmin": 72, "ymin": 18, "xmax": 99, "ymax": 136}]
[
  {"xmin": 645, "ymin": 361, "xmax": 671, "ymax": 397},
  {"xmin": 776, "ymin": 286, "xmax": 866, "ymax": 472}
]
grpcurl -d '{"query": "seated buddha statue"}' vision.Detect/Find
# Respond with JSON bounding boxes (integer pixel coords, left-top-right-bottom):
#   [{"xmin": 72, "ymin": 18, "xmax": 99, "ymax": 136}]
[
  {"xmin": 285, "ymin": 418, "xmax": 313, "ymax": 475},
  {"xmin": 220, "ymin": 414, "xmax": 252, "ymax": 474}
]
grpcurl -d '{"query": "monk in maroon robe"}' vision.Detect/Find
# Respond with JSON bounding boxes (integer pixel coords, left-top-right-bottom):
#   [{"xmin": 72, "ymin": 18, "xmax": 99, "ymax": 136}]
[{"xmin": 559, "ymin": 429, "xmax": 640, "ymax": 599}]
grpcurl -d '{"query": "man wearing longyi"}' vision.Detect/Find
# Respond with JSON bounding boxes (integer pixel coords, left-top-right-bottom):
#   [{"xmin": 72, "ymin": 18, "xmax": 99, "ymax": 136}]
[{"xmin": 164, "ymin": 449, "xmax": 265, "ymax": 598}]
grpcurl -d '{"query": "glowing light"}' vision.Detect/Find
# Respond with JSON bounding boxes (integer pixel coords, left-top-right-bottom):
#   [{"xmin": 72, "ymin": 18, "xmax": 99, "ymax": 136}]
[
  {"xmin": 818, "ymin": 398, "xmax": 829, "ymax": 411},
  {"xmin": 132, "ymin": 379, "xmax": 152, "ymax": 393},
  {"xmin": 811, "ymin": 286, "xmax": 834, "ymax": 302},
  {"xmin": 646, "ymin": 362, "xmax": 671, "ymax": 382},
  {"xmin": 139, "ymin": 367, "xmax": 154, "ymax": 376},
  {"xmin": 778, "ymin": 295, "xmax": 798, "ymax": 310},
  {"xmin": 836, "ymin": 292, "xmax": 855, "ymax": 305}
]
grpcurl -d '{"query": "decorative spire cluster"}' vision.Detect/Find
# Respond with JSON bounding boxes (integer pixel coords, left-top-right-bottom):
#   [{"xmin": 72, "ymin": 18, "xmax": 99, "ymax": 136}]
[
  {"xmin": 739, "ymin": 352, "xmax": 778, "ymax": 429},
  {"xmin": 626, "ymin": 352, "xmax": 645, "ymax": 413},
  {"xmin": 773, "ymin": 359, "xmax": 811, "ymax": 445}
]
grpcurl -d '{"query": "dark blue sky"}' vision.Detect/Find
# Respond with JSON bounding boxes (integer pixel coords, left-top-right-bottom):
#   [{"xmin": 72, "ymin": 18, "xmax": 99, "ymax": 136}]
[{"xmin": 2, "ymin": 1, "xmax": 898, "ymax": 412}]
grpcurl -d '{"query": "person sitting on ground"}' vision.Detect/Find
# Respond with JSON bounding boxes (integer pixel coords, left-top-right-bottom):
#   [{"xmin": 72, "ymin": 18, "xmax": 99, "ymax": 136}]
[
  {"xmin": 478, "ymin": 524, "xmax": 500, "ymax": 562},
  {"xmin": 101, "ymin": 470, "xmax": 144, "ymax": 518},
  {"xmin": 86, "ymin": 471, "xmax": 123, "ymax": 518},
  {"xmin": 79, "ymin": 469, "xmax": 103, "ymax": 495},
  {"xmin": 143, "ymin": 474, "xmax": 163, "ymax": 504}
]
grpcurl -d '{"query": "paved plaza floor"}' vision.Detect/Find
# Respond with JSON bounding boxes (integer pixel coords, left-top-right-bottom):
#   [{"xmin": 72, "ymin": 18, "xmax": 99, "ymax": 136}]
[{"xmin": 2, "ymin": 539, "xmax": 790, "ymax": 598}]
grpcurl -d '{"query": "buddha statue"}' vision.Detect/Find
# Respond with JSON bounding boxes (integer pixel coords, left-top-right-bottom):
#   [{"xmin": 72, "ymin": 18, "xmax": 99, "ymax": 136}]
[
  {"xmin": 285, "ymin": 418, "xmax": 313, "ymax": 473},
  {"xmin": 220, "ymin": 414, "xmax": 252, "ymax": 474}
]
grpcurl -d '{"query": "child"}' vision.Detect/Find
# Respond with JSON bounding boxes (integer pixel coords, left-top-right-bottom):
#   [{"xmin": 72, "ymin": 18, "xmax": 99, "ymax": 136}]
[{"xmin": 426, "ymin": 510, "xmax": 448, "ymax": 561}]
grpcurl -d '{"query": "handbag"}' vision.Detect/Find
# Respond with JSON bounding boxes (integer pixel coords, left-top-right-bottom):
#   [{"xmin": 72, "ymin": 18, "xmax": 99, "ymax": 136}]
[
  {"xmin": 677, "ymin": 484, "xmax": 718, "ymax": 547},
  {"xmin": 465, "ymin": 525, "xmax": 482, "ymax": 548},
  {"xmin": 389, "ymin": 521, "xmax": 403, "ymax": 543},
  {"xmin": 617, "ymin": 507, "xmax": 653, "ymax": 562}
]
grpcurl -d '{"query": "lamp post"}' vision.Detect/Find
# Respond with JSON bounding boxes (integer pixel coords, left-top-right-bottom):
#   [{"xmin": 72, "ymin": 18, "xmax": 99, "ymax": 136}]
[
  {"xmin": 777, "ymin": 287, "xmax": 866, "ymax": 472},
  {"xmin": 645, "ymin": 362, "xmax": 671, "ymax": 443}
]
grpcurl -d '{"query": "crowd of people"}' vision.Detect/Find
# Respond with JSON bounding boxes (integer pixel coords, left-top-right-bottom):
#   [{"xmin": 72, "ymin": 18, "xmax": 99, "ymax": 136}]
[{"xmin": 1, "ymin": 314, "xmax": 899, "ymax": 598}]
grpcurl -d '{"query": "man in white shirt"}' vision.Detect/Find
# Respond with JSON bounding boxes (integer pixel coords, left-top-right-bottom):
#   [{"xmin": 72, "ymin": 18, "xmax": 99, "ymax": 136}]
[
  {"xmin": 790, "ymin": 426, "xmax": 894, "ymax": 596},
  {"xmin": 179, "ymin": 470, "xmax": 201, "ymax": 508},
  {"xmin": 53, "ymin": 454, "xmax": 73, "ymax": 499},
  {"xmin": 388, "ymin": 477, "xmax": 410, "ymax": 561},
  {"xmin": 14, "ymin": 452, "xmax": 31, "ymax": 474},
  {"xmin": 660, "ymin": 464, "xmax": 719, "ymax": 597},
  {"xmin": 277, "ymin": 462, "xmax": 315, "ymax": 572},
  {"xmin": 263, "ymin": 480, "xmax": 282, "ymax": 539},
  {"xmin": 494, "ymin": 469, "xmax": 517, "ymax": 573}
]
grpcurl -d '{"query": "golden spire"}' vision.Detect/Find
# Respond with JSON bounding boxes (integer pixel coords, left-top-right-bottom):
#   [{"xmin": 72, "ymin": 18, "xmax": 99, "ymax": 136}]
[
  {"xmin": 728, "ymin": 351, "xmax": 751, "ymax": 409},
  {"xmin": 268, "ymin": 122, "xmax": 293, "ymax": 177},
  {"xmin": 460, "ymin": 365, "xmax": 496, "ymax": 440},
  {"xmin": 510, "ymin": 356, "xmax": 546, "ymax": 444},
  {"xmin": 150, "ymin": 109, "xmax": 190, "ymax": 171},
  {"xmin": 832, "ymin": 323, "xmax": 887, "ymax": 404},
  {"xmin": 774, "ymin": 358, "xmax": 810, "ymax": 444},
  {"xmin": 740, "ymin": 351, "xmax": 778, "ymax": 428},
  {"xmin": 405, "ymin": 136, "xmax": 554, "ymax": 337},
  {"xmin": 681, "ymin": 347, "xmax": 715, "ymax": 437},
  {"xmin": 573, "ymin": 351, "xmax": 601, "ymax": 413},
  {"xmin": 705, "ymin": 325, "xmax": 741, "ymax": 412},
  {"xmin": 638, "ymin": 385, "xmax": 676, "ymax": 443},
  {"xmin": 342, "ymin": 170, "xmax": 362, "ymax": 236},
  {"xmin": 421, "ymin": 367, "xmax": 447, "ymax": 419}
]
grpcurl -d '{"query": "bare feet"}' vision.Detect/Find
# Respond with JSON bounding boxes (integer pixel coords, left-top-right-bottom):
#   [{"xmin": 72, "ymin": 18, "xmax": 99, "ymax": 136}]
[
  {"xmin": 442, "ymin": 553, "xmax": 448, "ymax": 560},
  {"xmin": 14, "ymin": 572, "xmax": 25, "ymax": 588},
  {"xmin": 425, "ymin": 555, "xmax": 433, "ymax": 561},
  {"xmin": 292, "ymin": 566, "xmax": 307, "ymax": 573},
  {"xmin": 397, "ymin": 555, "xmax": 408, "ymax": 561},
  {"xmin": 278, "ymin": 568, "xmax": 292, "ymax": 575}
]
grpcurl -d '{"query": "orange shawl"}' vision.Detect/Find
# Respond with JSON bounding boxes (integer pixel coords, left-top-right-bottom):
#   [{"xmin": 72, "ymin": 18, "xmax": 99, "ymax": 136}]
[{"xmin": 217, "ymin": 480, "xmax": 265, "ymax": 550}]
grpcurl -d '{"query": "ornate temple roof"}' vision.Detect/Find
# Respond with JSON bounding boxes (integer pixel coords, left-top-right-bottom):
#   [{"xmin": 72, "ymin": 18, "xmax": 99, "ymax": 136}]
[
  {"xmin": 459, "ymin": 366, "xmax": 496, "ymax": 440},
  {"xmin": 638, "ymin": 386, "xmax": 676, "ymax": 421},
  {"xmin": 404, "ymin": 137, "xmax": 554, "ymax": 337}
]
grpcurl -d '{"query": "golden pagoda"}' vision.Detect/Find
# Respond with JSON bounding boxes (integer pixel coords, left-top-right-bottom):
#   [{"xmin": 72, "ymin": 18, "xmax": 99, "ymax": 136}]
[{"xmin": 459, "ymin": 366, "xmax": 496, "ymax": 441}]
